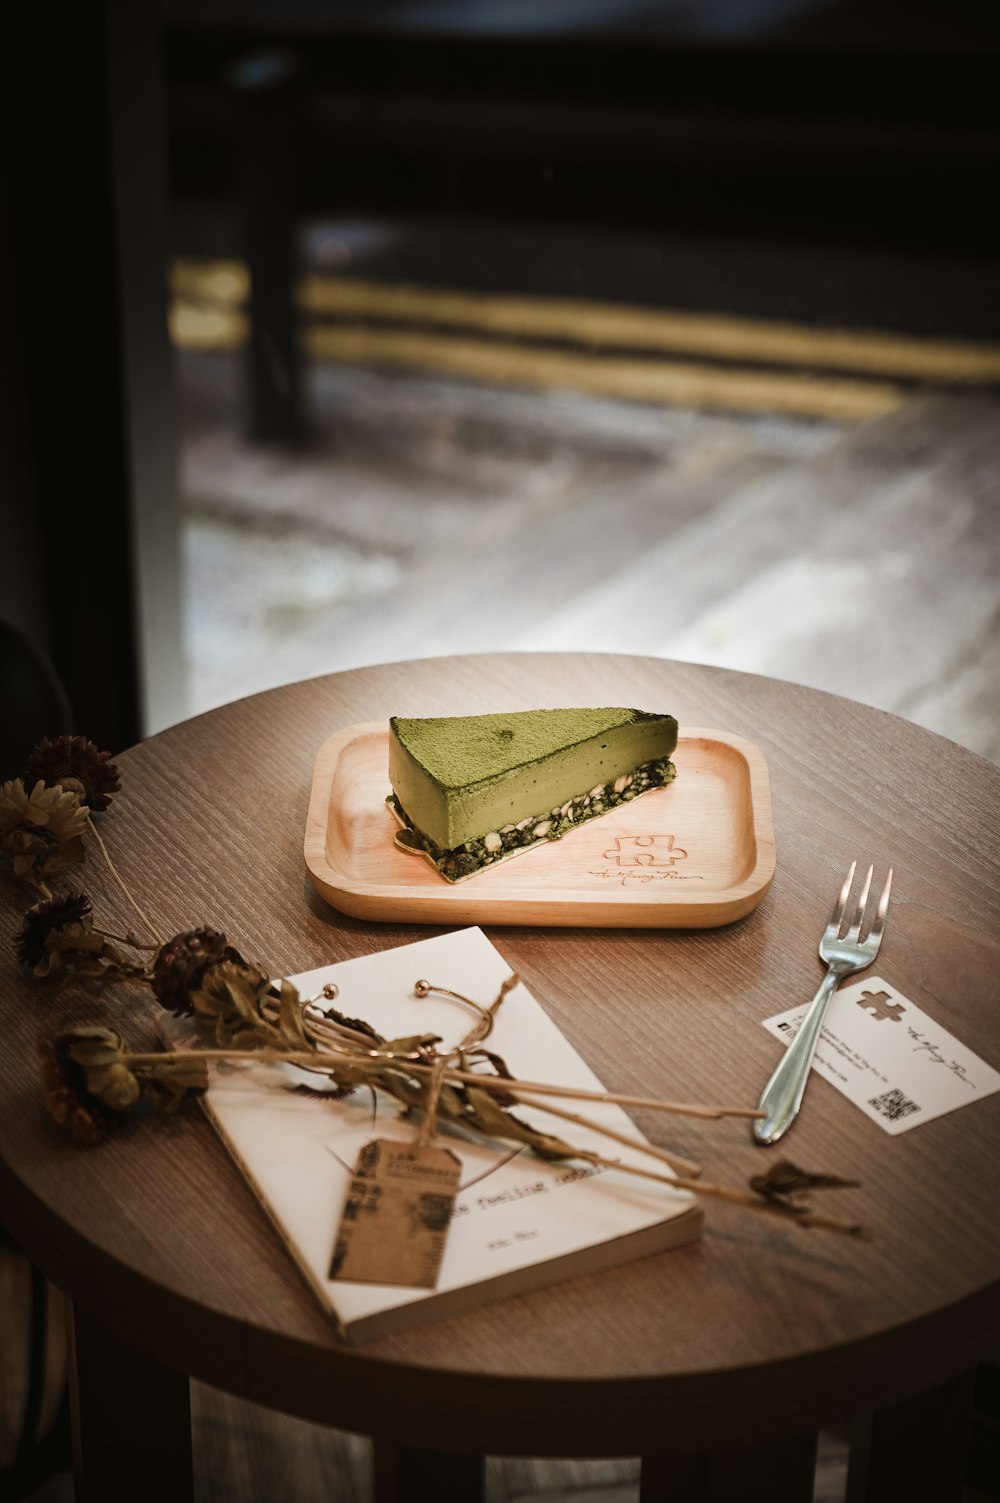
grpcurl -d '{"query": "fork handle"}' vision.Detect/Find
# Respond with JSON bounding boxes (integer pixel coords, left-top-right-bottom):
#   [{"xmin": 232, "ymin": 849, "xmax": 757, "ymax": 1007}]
[{"xmin": 753, "ymin": 965, "xmax": 846, "ymax": 1145}]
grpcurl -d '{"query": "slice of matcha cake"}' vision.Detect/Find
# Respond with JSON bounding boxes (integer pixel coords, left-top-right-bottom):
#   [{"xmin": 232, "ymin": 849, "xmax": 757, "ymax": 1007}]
[{"xmin": 388, "ymin": 707, "xmax": 678, "ymax": 882}]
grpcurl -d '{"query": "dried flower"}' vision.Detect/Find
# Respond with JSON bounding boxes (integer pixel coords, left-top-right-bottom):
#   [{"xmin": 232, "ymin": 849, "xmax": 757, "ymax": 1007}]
[
  {"xmin": 38, "ymin": 1029, "xmax": 129, "ymax": 1145},
  {"xmin": 25, "ymin": 736, "xmax": 121, "ymax": 812},
  {"xmin": 150, "ymin": 928, "xmax": 229, "ymax": 1014},
  {"xmin": 15, "ymin": 891, "xmax": 93, "ymax": 969},
  {"xmin": 38, "ymin": 1024, "xmax": 208, "ymax": 1144},
  {"xmin": 0, "ymin": 779, "xmax": 89, "ymax": 887},
  {"xmin": 13, "ymin": 887, "xmax": 147, "ymax": 987}
]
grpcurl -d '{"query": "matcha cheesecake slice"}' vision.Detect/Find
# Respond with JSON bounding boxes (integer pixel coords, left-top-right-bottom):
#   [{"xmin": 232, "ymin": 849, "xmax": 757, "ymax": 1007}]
[{"xmin": 388, "ymin": 707, "xmax": 678, "ymax": 882}]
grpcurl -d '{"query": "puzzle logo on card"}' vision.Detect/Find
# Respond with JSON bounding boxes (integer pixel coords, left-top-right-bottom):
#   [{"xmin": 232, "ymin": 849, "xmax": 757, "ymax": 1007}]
[{"xmin": 856, "ymin": 989, "xmax": 905, "ymax": 1023}]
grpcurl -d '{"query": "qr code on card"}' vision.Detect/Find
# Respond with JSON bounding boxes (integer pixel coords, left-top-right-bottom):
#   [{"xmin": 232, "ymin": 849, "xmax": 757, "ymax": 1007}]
[{"xmin": 869, "ymin": 1087, "xmax": 921, "ymax": 1122}]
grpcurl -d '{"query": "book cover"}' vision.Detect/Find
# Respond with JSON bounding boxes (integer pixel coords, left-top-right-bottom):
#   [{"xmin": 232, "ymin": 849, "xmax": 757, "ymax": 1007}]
[{"xmin": 161, "ymin": 927, "xmax": 701, "ymax": 1342}]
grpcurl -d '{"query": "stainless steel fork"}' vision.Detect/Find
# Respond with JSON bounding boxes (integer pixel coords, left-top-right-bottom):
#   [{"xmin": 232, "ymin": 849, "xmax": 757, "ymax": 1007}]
[{"xmin": 753, "ymin": 861, "xmax": 893, "ymax": 1145}]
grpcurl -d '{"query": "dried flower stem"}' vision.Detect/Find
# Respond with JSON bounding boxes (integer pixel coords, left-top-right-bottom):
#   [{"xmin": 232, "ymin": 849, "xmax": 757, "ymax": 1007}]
[
  {"xmin": 140, "ymin": 1044, "xmax": 712, "ymax": 1197},
  {"xmin": 555, "ymin": 1153, "xmax": 863, "ymax": 1236},
  {"xmin": 295, "ymin": 1027, "xmax": 760, "ymax": 1121},
  {"xmin": 301, "ymin": 1013, "xmax": 376, "ymax": 1049},
  {"xmin": 99, "ymin": 930, "xmax": 160, "ymax": 951},
  {"xmin": 87, "ymin": 816, "xmax": 164, "ymax": 946},
  {"xmin": 75, "ymin": 1039, "xmax": 863, "ymax": 1233},
  {"xmin": 128, "ymin": 1046, "xmax": 759, "ymax": 1207},
  {"xmin": 129, "ymin": 1044, "xmax": 734, "ymax": 1143},
  {"xmin": 512, "ymin": 1093, "xmax": 703, "ymax": 1179},
  {"xmin": 125, "ymin": 1048, "xmax": 320, "ymax": 1070},
  {"xmin": 260, "ymin": 1013, "xmax": 703, "ymax": 1173},
  {"xmin": 129, "ymin": 1044, "xmax": 806, "ymax": 1220},
  {"xmin": 397, "ymin": 1059, "xmax": 763, "ymax": 1122},
  {"xmin": 670, "ymin": 1174, "xmax": 866, "ymax": 1236}
]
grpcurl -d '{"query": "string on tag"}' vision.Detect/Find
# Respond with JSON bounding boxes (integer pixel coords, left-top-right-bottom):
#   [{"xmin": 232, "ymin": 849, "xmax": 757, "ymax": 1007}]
[
  {"xmin": 416, "ymin": 1055, "xmax": 448, "ymax": 1149},
  {"xmin": 412, "ymin": 972, "xmax": 520, "ymax": 1147}
]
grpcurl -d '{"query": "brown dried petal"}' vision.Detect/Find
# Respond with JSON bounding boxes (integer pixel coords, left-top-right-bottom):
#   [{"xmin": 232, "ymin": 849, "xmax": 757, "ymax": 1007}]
[
  {"xmin": 15, "ymin": 892, "xmax": 93, "ymax": 968},
  {"xmin": 4, "ymin": 830, "xmax": 86, "ymax": 888},
  {"xmin": 38, "ymin": 1035, "xmax": 122, "ymax": 1145}
]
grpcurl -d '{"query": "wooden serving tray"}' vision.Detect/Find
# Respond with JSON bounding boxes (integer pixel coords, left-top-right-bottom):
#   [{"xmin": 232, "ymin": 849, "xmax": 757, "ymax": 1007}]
[{"xmin": 305, "ymin": 724, "xmax": 774, "ymax": 928}]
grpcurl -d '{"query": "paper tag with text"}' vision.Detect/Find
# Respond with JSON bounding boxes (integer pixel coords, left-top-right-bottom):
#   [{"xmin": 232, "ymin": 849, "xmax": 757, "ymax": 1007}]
[
  {"xmin": 762, "ymin": 976, "xmax": 1000, "ymax": 1134},
  {"xmin": 330, "ymin": 1138, "xmax": 461, "ymax": 1287}
]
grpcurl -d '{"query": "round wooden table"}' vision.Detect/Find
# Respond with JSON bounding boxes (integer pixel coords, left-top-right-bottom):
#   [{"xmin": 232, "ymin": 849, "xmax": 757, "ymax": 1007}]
[{"xmin": 2, "ymin": 653, "xmax": 998, "ymax": 1503}]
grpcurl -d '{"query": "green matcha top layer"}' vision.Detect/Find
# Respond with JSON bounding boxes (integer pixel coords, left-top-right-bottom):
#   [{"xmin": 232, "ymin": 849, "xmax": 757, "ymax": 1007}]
[{"xmin": 389, "ymin": 708, "xmax": 678, "ymax": 851}]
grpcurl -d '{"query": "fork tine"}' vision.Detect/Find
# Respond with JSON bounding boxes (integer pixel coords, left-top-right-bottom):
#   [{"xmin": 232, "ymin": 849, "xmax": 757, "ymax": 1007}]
[
  {"xmin": 866, "ymin": 867, "xmax": 894, "ymax": 947},
  {"xmin": 827, "ymin": 861, "xmax": 856, "ymax": 935},
  {"xmin": 845, "ymin": 864, "xmax": 874, "ymax": 940}
]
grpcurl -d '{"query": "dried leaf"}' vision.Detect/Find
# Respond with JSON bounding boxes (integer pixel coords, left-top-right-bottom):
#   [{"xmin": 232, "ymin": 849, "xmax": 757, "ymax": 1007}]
[
  {"xmin": 324, "ymin": 1007, "xmax": 383, "ymax": 1044},
  {"xmin": 63, "ymin": 1026, "xmax": 126, "ymax": 1070},
  {"xmin": 275, "ymin": 979, "xmax": 309, "ymax": 1050},
  {"xmin": 379, "ymin": 1033, "xmax": 441, "ymax": 1060},
  {"xmin": 461, "ymin": 1084, "xmax": 575, "ymax": 1160},
  {"xmin": 750, "ymin": 1160, "xmax": 861, "ymax": 1204},
  {"xmin": 143, "ymin": 1056, "xmax": 209, "ymax": 1110}
]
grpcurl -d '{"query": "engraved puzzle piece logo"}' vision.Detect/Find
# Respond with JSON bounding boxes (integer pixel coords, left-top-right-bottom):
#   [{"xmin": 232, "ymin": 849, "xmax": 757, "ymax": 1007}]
[
  {"xmin": 603, "ymin": 834, "xmax": 688, "ymax": 867},
  {"xmin": 856, "ymin": 989, "xmax": 905, "ymax": 1023}
]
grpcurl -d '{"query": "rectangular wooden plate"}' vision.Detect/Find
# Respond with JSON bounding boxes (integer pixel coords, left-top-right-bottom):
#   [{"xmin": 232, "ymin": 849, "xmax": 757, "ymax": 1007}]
[{"xmin": 304, "ymin": 723, "xmax": 774, "ymax": 928}]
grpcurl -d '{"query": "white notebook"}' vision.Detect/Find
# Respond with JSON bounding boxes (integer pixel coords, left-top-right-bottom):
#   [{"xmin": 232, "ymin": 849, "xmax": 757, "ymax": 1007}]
[{"xmin": 161, "ymin": 927, "xmax": 700, "ymax": 1343}]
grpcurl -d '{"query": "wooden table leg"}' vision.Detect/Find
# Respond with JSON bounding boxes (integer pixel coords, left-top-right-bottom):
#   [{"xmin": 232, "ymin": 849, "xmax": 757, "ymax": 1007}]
[
  {"xmin": 846, "ymin": 1369, "xmax": 975, "ymax": 1503},
  {"xmin": 641, "ymin": 1431, "xmax": 817, "ymax": 1502},
  {"xmin": 371, "ymin": 1438, "xmax": 485, "ymax": 1503},
  {"xmin": 67, "ymin": 1301, "xmax": 193, "ymax": 1503}
]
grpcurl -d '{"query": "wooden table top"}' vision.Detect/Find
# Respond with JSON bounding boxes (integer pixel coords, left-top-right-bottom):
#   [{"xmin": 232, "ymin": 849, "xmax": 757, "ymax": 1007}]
[{"xmin": 2, "ymin": 652, "xmax": 998, "ymax": 1457}]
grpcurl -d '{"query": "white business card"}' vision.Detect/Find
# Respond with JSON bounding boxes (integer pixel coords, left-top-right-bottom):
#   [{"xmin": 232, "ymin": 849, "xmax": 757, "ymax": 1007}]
[{"xmin": 762, "ymin": 976, "xmax": 1000, "ymax": 1134}]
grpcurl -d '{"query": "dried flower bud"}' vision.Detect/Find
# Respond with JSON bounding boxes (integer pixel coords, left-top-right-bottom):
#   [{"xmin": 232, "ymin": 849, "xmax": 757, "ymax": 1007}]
[
  {"xmin": 25, "ymin": 736, "xmax": 121, "ymax": 813},
  {"xmin": 151, "ymin": 928, "xmax": 229, "ymax": 1014}
]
